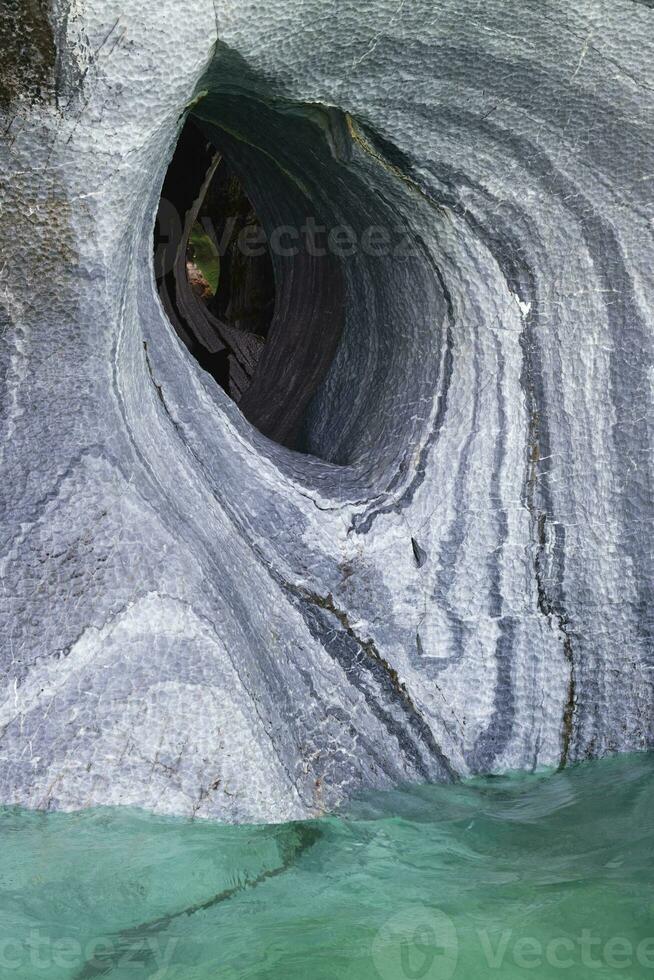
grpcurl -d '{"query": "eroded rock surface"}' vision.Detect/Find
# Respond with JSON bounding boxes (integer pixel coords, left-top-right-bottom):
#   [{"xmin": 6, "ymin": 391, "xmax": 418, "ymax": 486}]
[{"xmin": 0, "ymin": 0, "xmax": 652, "ymax": 820}]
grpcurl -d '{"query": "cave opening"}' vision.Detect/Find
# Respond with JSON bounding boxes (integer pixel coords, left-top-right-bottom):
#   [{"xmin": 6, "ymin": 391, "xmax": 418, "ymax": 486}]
[{"xmin": 152, "ymin": 69, "xmax": 445, "ymax": 481}]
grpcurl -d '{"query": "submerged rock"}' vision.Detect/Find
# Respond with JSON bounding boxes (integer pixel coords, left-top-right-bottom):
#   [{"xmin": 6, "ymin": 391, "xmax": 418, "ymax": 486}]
[{"xmin": 0, "ymin": 0, "xmax": 652, "ymax": 821}]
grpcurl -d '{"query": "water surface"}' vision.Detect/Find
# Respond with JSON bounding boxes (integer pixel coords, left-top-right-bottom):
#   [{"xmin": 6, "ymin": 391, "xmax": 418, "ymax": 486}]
[{"xmin": 1, "ymin": 752, "xmax": 652, "ymax": 979}]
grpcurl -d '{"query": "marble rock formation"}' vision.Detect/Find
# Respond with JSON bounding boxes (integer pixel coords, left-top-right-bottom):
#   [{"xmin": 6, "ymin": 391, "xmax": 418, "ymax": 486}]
[{"xmin": 0, "ymin": 0, "xmax": 652, "ymax": 821}]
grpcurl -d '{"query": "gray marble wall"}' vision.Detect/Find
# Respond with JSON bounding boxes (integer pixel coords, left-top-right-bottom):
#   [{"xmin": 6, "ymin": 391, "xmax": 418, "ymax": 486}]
[{"xmin": 0, "ymin": 0, "xmax": 652, "ymax": 821}]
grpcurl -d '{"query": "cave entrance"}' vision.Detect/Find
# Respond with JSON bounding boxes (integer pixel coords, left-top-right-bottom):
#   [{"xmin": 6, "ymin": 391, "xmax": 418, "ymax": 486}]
[
  {"xmin": 155, "ymin": 119, "xmax": 275, "ymax": 405},
  {"xmin": 152, "ymin": 58, "xmax": 442, "ymax": 476}
]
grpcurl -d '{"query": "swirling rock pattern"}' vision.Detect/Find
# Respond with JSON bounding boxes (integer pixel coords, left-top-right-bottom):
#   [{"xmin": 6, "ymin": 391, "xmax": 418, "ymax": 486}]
[{"xmin": 0, "ymin": 0, "xmax": 652, "ymax": 821}]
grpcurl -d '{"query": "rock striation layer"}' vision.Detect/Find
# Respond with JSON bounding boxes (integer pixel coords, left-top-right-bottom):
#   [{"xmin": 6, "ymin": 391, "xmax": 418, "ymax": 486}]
[{"xmin": 0, "ymin": 0, "xmax": 652, "ymax": 821}]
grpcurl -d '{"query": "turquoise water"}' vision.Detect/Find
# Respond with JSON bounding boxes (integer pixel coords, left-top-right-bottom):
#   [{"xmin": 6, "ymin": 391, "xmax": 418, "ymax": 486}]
[{"xmin": 0, "ymin": 753, "xmax": 653, "ymax": 980}]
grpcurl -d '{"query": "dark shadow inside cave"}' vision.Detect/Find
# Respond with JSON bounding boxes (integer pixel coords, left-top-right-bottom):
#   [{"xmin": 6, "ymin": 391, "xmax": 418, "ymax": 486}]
[
  {"xmin": 153, "ymin": 110, "xmax": 346, "ymax": 453},
  {"xmin": 154, "ymin": 119, "xmax": 276, "ymax": 408}
]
